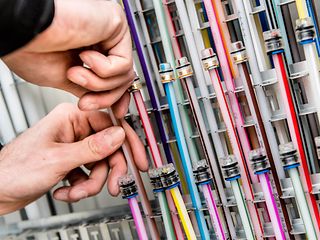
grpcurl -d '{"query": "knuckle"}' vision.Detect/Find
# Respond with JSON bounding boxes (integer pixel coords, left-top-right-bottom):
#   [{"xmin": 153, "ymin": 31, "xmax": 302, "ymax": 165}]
[{"xmin": 87, "ymin": 137, "xmax": 105, "ymax": 160}]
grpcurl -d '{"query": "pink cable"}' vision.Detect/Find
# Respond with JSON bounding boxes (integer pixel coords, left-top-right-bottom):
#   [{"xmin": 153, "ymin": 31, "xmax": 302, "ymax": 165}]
[
  {"xmin": 258, "ymin": 174, "xmax": 286, "ymax": 239},
  {"xmin": 133, "ymin": 91, "xmax": 185, "ymax": 239},
  {"xmin": 202, "ymin": 0, "xmax": 256, "ymax": 183},
  {"xmin": 163, "ymin": 0, "xmax": 183, "ymax": 58},
  {"xmin": 128, "ymin": 197, "xmax": 148, "ymax": 240},
  {"xmin": 208, "ymin": 69, "xmax": 264, "ymax": 238},
  {"xmin": 201, "ymin": 184, "xmax": 226, "ymax": 240}
]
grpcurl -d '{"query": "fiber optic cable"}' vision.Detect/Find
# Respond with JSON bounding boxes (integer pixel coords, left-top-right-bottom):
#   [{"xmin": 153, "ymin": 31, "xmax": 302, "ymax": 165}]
[
  {"xmin": 306, "ymin": 0, "xmax": 320, "ymax": 54},
  {"xmin": 255, "ymin": 0, "xmax": 269, "ymax": 32},
  {"xmin": 228, "ymin": 39, "xmax": 293, "ymax": 237},
  {"xmin": 196, "ymin": 3, "xmax": 213, "ymax": 48},
  {"xmin": 242, "ymin": 0, "xmax": 270, "ymax": 70},
  {"xmin": 202, "ymin": 0, "xmax": 258, "ymax": 184},
  {"xmin": 270, "ymin": 0, "xmax": 294, "ymax": 65},
  {"xmin": 193, "ymin": 160, "xmax": 226, "ymax": 240},
  {"xmin": 282, "ymin": 4, "xmax": 303, "ymax": 63},
  {"xmin": 108, "ymin": 109, "xmax": 160, "ymax": 240},
  {"xmin": 201, "ymin": 49, "xmax": 264, "ymax": 238},
  {"xmin": 173, "ymin": 2, "xmax": 238, "ymax": 236},
  {"xmin": 205, "ymin": 0, "xmax": 237, "ymax": 78},
  {"xmin": 162, "ymin": 1, "xmax": 183, "ymax": 58},
  {"xmin": 175, "ymin": 56, "xmax": 230, "ymax": 238},
  {"xmin": 221, "ymin": 156, "xmax": 255, "ymax": 240},
  {"xmin": 151, "ymin": 0, "xmax": 200, "ymax": 173},
  {"xmin": 295, "ymin": 18, "xmax": 320, "ymax": 123},
  {"xmin": 295, "ymin": 0, "xmax": 309, "ymax": 19},
  {"xmin": 234, "ymin": 0, "xmax": 286, "ymax": 177},
  {"xmin": 122, "ymin": 0, "xmax": 174, "ymax": 166},
  {"xmin": 129, "ymin": 78, "xmax": 183, "ymax": 239},
  {"xmin": 279, "ymin": 143, "xmax": 317, "ymax": 239},
  {"xmin": 149, "ymin": 169, "xmax": 176, "ymax": 240},
  {"xmin": 119, "ymin": 175, "xmax": 148, "ymax": 240},
  {"xmin": 159, "ymin": 63, "xmax": 210, "ymax": 239},
  {"xmin": 263, "ymin": 29, "xmax": 320, "ymax": 233},
  {"xmin": 162, "ymin": 164, "xmax": 197, "ymax": 239},
  {"xmin": 133, "ymin": 0, "xmax": 166, "ymax": 96},
  {"xmin": 249, "ymin": 149, "xmax": 286, "ymax": 239}
]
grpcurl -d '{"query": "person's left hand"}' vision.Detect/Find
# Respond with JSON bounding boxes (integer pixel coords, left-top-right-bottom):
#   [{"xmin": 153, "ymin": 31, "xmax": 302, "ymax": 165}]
[
  {"xmin": 0, "ymin": 103, "xmax": 148, "ymax": 215},
  {"xmin": 2, "ymin": 0, "xmax": 133, "ymax": 118}
]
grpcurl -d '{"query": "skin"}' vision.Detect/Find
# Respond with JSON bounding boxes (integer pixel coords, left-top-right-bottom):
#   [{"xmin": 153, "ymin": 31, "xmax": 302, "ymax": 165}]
[
  {"xmin": 3, "ymin": 0, "xmax": 133, "ymax": 116},
  {"xmin": 0, "ymin": 104, "xmax": 148, "ymax": 215},
  {"xmin": 0, "ymin": 0, "xmax": 147, "ymax": 214}
]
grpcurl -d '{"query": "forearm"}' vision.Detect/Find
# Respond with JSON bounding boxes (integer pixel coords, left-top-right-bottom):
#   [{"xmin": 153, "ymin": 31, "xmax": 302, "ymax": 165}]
[{"xmin": 0, "ymin": 0, "xmax": 55, "ymax": 56}]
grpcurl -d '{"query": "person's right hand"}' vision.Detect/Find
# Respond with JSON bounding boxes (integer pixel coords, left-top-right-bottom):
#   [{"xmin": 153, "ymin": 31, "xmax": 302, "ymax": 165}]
[
  {"xmin": 2, "ymin": 0, "xmax": 133, "ymax": 118},
  {"xmin": 0, "ymin": 103, "xmax": 148, "ymax": 215}
]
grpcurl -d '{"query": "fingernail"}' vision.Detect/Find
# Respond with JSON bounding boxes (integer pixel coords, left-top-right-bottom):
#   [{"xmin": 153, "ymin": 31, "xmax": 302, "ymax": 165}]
[
  {"xmin": 74, "ymin": 190, "xmax": 88, "ymax": 200},
  {"xmin": 82, "ymin": 102, "xmax": 99, "ymax": 111},
  {"xmin": 80, "ymin": 54, "xmax": 93, "ymax": 68},
  {"xmin": 104, "ymin": 127, "xmax": 125, "ymax": 147}
]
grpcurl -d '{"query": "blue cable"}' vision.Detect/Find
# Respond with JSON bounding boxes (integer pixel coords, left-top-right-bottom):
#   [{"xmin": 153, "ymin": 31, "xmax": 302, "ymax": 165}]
[
  {"xmin": 201, "ymin": 2, "xmax": 215, "ymax": 47},
  {"xmin": 164, "ymin": 82, "xmax": 210, "ymax": 240},
  {"xmin": 256, "ymin": 0, "xmax": 269, "ymax": 31},
  {"xmin": 306, "ymin": 0, "xmax": 320, "ymax": 55}
]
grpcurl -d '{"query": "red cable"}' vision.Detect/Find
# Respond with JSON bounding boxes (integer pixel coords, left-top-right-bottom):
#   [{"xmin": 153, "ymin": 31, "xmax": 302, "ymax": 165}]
[{"xmin": 276, "ymin": 53, "xmax": 320, "ymax": 227}]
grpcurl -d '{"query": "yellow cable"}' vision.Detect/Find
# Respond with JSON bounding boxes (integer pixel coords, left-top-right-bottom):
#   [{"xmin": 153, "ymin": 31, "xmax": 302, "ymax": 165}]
[
  {"xmin": 196, "ymin": 4, "xmax": 211, "ymax": 48},
  {"xmin": 170, "ymin": 187, "xmax": 197, "ymax": 240},
  {"xmin": 169, "ymin": 143, "xmax": 188, "ymax": 193},
  {"xmin": 295, "ymin": 0, "xmax": 309, "ymax": 19}
]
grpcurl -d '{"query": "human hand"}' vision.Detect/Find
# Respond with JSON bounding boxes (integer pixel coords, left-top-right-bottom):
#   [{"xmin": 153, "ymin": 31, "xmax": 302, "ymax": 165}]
[
  {"xmin": 2, "ymin": 0, "xmax": 133, "ymax": 117},
  {"xmin": 0, "ymin": 103, "xmax": 148, "ymax": 215}
]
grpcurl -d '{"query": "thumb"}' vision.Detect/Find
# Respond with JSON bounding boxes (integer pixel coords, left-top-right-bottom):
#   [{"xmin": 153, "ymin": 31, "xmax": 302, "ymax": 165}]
[{"xmin": 57, "ymin": 126, "xmax": 125, "ymax": 170}]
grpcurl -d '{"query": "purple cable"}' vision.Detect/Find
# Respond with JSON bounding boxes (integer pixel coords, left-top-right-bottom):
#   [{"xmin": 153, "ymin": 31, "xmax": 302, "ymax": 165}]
[{"xmin": 123, "ymin": 0, "xmax": 173, "ymax": 164}]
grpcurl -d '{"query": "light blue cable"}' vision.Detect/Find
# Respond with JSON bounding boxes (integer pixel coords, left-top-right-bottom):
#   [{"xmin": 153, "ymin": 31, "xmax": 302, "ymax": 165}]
[
  {"xmin": 164, "ymin": 81, "xmax": 210, "ymax": 240},
  {"xmin": 271, "ymin": 0, "xmax": 293, "ymax": 64},
  {"xmin": 306, "ymin": 0, "xmax": 320, "ymax": 55}
]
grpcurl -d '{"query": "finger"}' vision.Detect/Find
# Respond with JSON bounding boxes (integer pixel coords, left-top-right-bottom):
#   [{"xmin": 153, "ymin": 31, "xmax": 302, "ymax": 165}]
[
  {"xmin": 53, "ymin": 168, "xmax": 89, "ymax": 201},
  {"xmin": 59, "ymin": 80, "xmax": 89, "ymax": 98},
  {"xmin": 54, "ymin": 161, "xmax": 108, "ymax": 202},
  {"xmin": 79, "ymin": 48, "xmax": 132, "ymax": 79},
  {"xmin": 121, "ymin": 120, "xmax": 149, "ymax": 171},
  {"xmin": 55, "ymin": 126, "xmax": 125, "ymax": 170},
  {"xmin": 78, "ymin": 81, "xmax": 132, "ymax": 111},
  {"xmin": 112, "ymin": 92, "xmax": 130, "ymax": 118},
  {"xmin": 66, "ymin": 167, "xmax": 89, "ymax": 185},
  {"xmin": 67, "ymin": 66, "xmax": 135, "ymax": 91},
  {"xmin": 86, "ymin": 111, "xmax": 113, "ymax": 133},
  {"xmin": 107, "ymin": 150, "xmax": 127, "ymax": 196}
]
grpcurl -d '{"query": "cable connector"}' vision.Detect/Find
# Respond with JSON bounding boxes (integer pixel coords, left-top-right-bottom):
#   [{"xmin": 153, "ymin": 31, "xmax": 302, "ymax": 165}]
[
  {"xmin": 249, "ymin": 148, "xmax": 270, "ymax": 175},
  {"xmin": 263, "ymin": 29, "xmax": 284, "ymax": 54},
  {"xmin": 159, "ymin": 63, "xmax": 175, "ymax": 83},
  {"xmin": 201, "ymin": 48, "xmax": 219, "ymax": 70},
  {"xmin": 148, "ymin": 168, "xmax": 165, "ymax": 192},
  {"xmin": 176, "ymin": 57, "xmax": 193, "ymax": 79},
  {"xmin": 193, "ymin": 160, "xmax": 212, "ymax": 185},
  {"xmin": 128, "ymin": 75, "xmax": 142, "ymax": 93},
  {"xmin": 119, "ymin": 175, "xmax": 138, "ymax": 199},
  {"xmin": 279, "ymin": 143, "xmax": 300, "ymax": 170},
  {"xmin": 296, "ymin": 17, "xmax": 315, "ymax": 44},
  {"xmin": 230, "ymin": 41, "xmax": 248, "ymax": 64},
  {"xmin": 221, "ymin": 155, "xmax": 240, "ymax": 181},
  {"xmin": 160, "ymin": 163, "xmax": 180, "ymax": 189}
]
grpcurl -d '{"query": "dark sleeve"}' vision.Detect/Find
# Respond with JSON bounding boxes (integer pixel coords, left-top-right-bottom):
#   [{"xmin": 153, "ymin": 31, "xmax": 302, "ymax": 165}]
[{"xmin": 0, "ymin": 0, "xmax": 55, "ymax": 56}]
